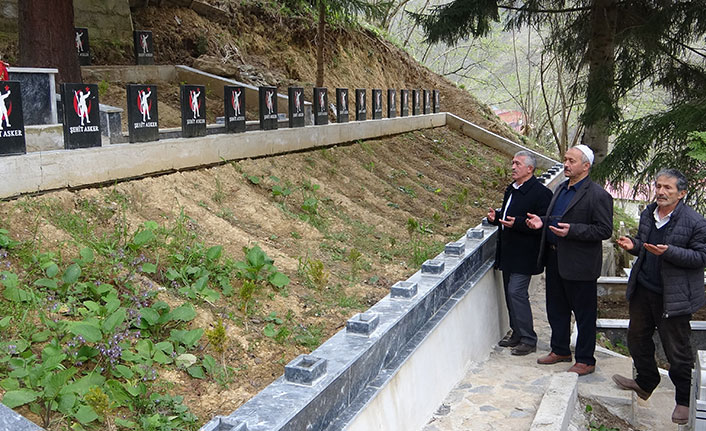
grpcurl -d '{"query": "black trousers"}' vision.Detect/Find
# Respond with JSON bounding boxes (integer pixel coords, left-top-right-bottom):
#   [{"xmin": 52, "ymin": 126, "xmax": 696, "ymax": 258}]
[
  {"xmin": 628, "ymin": 286, "xmax": 693, "ymax": 406},
  {"xmin": 545, "ymin": 247, "xmax": 597, "ymax": 365},
  {"xmin": 502, "ymin": 271, "xmax": 537, "ymax": 345}
]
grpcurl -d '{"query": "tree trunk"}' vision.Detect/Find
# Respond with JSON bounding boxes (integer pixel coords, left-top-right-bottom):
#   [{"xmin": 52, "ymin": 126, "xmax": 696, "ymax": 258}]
[
  {"xmin": 18, "ymin": 0, "xmax": 81, "ymax": 84},
  {"xmin": 315, "ymin": 1, "xmax": 326, "ymax": 87},
  {"xmin": 581, "ymin": 0, "xmax": 618, "ymax": 164}
]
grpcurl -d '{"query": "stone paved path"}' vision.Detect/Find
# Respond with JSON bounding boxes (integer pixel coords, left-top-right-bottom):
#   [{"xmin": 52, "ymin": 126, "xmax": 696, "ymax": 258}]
[{"xmin": 422, "ymin": 273, "xmax": 680, "ymax": 431}]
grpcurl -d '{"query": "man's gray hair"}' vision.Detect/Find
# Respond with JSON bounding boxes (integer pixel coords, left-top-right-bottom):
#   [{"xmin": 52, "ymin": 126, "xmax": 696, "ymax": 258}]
[
  {"xmin": 656, "ymin": 168, "xmax": 688, "ymax": 192},
  {"xmin": 514, "ymin": 150, "xmax": 536, "ymax": 171}
]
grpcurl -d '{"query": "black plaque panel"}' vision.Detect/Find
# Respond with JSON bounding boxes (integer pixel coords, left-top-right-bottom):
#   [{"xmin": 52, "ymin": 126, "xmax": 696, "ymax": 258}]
[
  {"xmin": 0, "ymin": 81, "xmax": 26, "ymax": 156},
  {"xmin": 336, "ymin": 88, "xmax": 348, "ymax": 123},
  {"xmin": 387, "ymin": 89, "xmax": 396, "ymax": 119},
  {"xmin": 423, "ymin": 89, "xmax": 431, "ymax": 114},
  {"xmin": 259, "ymin": 86, "xmax": 278, "ymax": 130},
  {"xmin": 127, "ymin": 84, "xmax": 159, "ymax": 143},
  {"xmin": 412, "ymin": 89, "xmax": 421, "ymax": 115},
  {"xmin": 355, "ymin": 89, "xmax": 366, "ymax": 121},
  {"xmin": 314, "ymin": 87, "xmax": 328, "ymax": 125},
  {"xmin": 225, "ymin": 85, "xmax": 246, "ymax": 133},
  {"xmin": 134, "ymin": 30, "xmax": 155, "ymax": 65},
  {"xmin": 433, "ymin": 90, "xmax": 441, "ymax": 113},
  {"xmin": 75, "ymin": 27, "xmax": 91, "ymax": 66},
  {"xmin": 287, "ymin": 87, "xmax": 305, "ymax": 128},
  {"xmin": 400, "ymin": 89, "xmax": 409, "ymax": 117},
  {"xmin": 180, "ymin": 84, "xmax": 206, "ymax": 138},
  {"xmin": 61, "ymin": 83, "xmax": 101, "ymax": 149},
  {"xmin": 372, "ymin": 89, "xmax": 383, "ymax": 120}
]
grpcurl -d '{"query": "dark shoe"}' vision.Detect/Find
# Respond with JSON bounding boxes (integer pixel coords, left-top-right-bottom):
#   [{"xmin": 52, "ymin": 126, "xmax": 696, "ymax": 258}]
[
  {"xmin": 568, "ymin": 362, "xmax": 596, "ymax": 376},
  {"xmin": 511, "ymin": 343, "xmax": 536, "ymax": 356},
  {"xmin": 498, "ymin": 333, "xmax": 521, "ymax": 348},
  {"xmin": 672, "ymin": 404, "xmax": 688, "ymax": 424},
  {"xmin": 612, "ymin": 374, "xmax": 651, "ymax": 400},
  {"xmin": 537, "ymin": 352, "xmax": 572, "ymax": 365}
]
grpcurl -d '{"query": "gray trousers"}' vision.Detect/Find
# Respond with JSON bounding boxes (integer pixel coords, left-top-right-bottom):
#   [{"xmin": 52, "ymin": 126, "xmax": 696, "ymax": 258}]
[{"xmin": 502, "ymin": 271, "xmax": 537, "ymax": 345}]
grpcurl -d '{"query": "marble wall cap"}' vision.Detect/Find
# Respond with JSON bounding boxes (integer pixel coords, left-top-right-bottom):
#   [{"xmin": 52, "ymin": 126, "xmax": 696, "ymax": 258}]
[
  {"xmin": 421, "ymin": 259, "xmax": 445, "ymax": 275},
  {"xmin": 346, "ymin": 311, "xmax": 380, "ymax": 336},
  {"xmin": 198, "ymin": 416, "xmax": 248, "ymax": 431},
  {"xmin": 467, "ymin": 228, "xmax": 484, "ymax": 239},
  {"xmin": 284, "ymin": 354, "xmax": 327, "ymax": 385},
  {"xmin": 391, "ymin": 280, "xmax": 418, "ymax": 299},
  {"xmin": 445, "ymin": 241, "xmax": 465, "ymax": 257}
]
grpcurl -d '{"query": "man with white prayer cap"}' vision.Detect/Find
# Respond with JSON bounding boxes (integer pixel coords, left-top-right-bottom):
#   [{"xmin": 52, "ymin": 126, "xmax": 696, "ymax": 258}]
[{"xmin": 526, "ymin": 145, "xmax": 613, "ymax": 375}]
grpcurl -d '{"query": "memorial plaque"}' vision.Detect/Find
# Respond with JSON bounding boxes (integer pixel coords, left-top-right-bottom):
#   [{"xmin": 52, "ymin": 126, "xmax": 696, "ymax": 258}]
[
  {"xmin": 75, "ymin": 27, "xmax": 91, "ymax": 66},
  {"xmin": 134, "ymin": 30, "xmax": 155, "ymax": 65},
  {"xmin": 336, "ymin": 88, "xmax": 349, "ymax": 123},
  {"xmin": 433, "ymin": 90, "xmax": 441, "ymax": 113},
  {"xmin": 127, "ymin": 84, "xmax": 158, "ymax": 143},
  {"xmin": 387, "ymin": 89, "xmax": 396, "ymax": 119},
  {"xmin": 225, "ymin": 85, "xmax": 246, "ymax": 133},
  {"xmin": 355, "ymin": 89, "xmax": 366, "ymax": 121},
  {"xmin": 412, "ymin": 89, "xmax": 421, "ymax": 115},
  {"xmin": 61, "ymin": 83, "xmax": 101, "ymax": 149},
  {"xmin": 400, "ymin": 89, "xmax": 409, "ymax": 117},
  {"xmin": 372, "ymin": 89, "xmax": 382, "ymax": 120},
  {"xmin": 180, "ymin": 84, "xmax": 206, "ymax": 138},
  {"xmin": 423, "ymin": 89, "xmax": 431, "ymax": 114},
  {"xmin": 313, "ymin": 87, "xmax": 328, "ymax": 125},
  {"xmin": 0, "ymin": 81, "xmax": 26, "ymax": 156},
  {"xmin": 259, "ymin": 86, "xmax": 278, "ymax": 130},
  {"xmin": 288, "ymin": 87, "xmax": 305, "ymax": 128}
]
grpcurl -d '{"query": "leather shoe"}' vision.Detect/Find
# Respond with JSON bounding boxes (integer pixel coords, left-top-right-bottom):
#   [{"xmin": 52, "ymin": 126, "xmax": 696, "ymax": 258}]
[
  {"xmin": 511, "ymin": 343, "xmax": 536, "ymax": 356},
  {"xmin": 612, "ymin": 374, "xmax": 650, "ymax": 400},
  {"xmin": 672, "ymin": 404, "xmax": 688, "ymax": 424},
  {"xmin": 498, "ymin": 333, "xmax": 520, "ymax": 348},
  {"xmin": 568, "ymin": 362, "xmax": 595, "ymax": 376},
  {"xmin": 537, "ymin": 352, "xmax": 572, "ymax": 365}
]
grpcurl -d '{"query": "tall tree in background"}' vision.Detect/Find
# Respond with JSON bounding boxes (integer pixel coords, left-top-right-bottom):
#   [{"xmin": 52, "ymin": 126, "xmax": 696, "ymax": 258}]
[
  {"xmin": 413, "ymin": 0, "xmax": 706, "ymax": 166},
  {"xmin": 314, "ymin": 0, "xmax": 387, "ymax": 87},
  {"xmin": 18, "ymin": 0, "xmax": 81, "ymax": 83}
]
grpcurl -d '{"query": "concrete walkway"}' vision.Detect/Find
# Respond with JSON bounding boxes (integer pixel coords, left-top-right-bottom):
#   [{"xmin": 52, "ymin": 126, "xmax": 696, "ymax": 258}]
[{"xmin": 423, "ymin": 273, "xmax": 680, "ymax": 431}]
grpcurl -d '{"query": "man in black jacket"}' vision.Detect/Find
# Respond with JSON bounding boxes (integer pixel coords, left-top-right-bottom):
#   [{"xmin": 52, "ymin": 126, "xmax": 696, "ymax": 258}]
[
  {"xmin": 612, "ymin": 169, "xmax": 706, "ymax": 424},
  {"xmin": 526, "ymin": 145, "xmax": 613, "ymax": 376},
  {"xmin": 487, "ymin": 151, "xmax": 552, "ymax": 355}
]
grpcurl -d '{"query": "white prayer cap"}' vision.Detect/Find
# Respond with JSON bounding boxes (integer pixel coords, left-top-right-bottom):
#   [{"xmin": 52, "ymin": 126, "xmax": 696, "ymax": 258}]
[{"xmin": 572, "ymin": 144, "xmax": 594, "ymax": 166}]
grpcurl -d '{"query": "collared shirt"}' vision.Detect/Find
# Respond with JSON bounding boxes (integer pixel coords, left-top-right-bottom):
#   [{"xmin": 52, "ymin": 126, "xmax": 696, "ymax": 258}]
[
  {"xmin": 500, "ymin": 182, "xmax": 522, "ymax": 229},
  {"xmin": 546, "ymin": 176, "xmax": 588, "ymax": 244},
  {"xmin": 653, "ymin": 206, "xmax": 673, "ymax": 229}
]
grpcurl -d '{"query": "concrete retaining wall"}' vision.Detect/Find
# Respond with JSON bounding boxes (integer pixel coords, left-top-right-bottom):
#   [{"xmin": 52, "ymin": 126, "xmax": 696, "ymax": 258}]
[{"xmin": 0, "ymin": 114, "xmax": 445, "ymax": 199}]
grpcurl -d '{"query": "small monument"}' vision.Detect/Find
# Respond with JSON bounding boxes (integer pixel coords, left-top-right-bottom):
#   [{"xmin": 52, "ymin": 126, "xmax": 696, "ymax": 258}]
[
  {"xmin": 75, "ymin": 27, "xmax": 91, "ymax": 66},
  {"xmin": 133, "ymin": 30, "xmax": 155, "ymax": 65},
  {"xmin": 61, "ymin": 83, "xmax": 101, "ymax": 149},
  {"xmin": 433, "ymin": 90, "xmax": 440, "ymax": 113},
  {"xmin": 313, "ymin": 87, "xmax": 328, "ymax": 125},
  {"xmin": 259, "ymin": 86, "xmax": 278, "ymax": 130},
  {"xmin": 0, "ymin": 80, "xmax": 26, "ymax": 155},
  {"xmin": 225, "ymin": 85, "xmax": 246, "ymax": 133},
  {"xmin": 288, "ymin": 87, "xmax": 305, "ymax": 128},
  {"xmin": 400, "ymin": 89, "xmax": 409, "ymax": 117},
  {"xmin": 336, "ymin": 88, "xmax": 349, "ymax": 123},
  {"xmin": 423, "ymin": 89, "xmax": 431, "ymax": 114},
  {"xmin": 372, "ymin": 89, "xmax": 382, "ymax": 120},
  {"xmin": 387, "ymin": 89, "xmax": 396, "ymax": 119},
  {"xmin": 126, "ymin": 84, "xmax": 158, "ymax": 143},
  {"xmin": 412, "ymin": 89, "xmax": 421, "ymax": 115},
  {"xmin": 355, "ymin": 89, "xmax": 366, "ymax": 121},
  {"xmin": 180, "ymin": 84, "xmax": 206, "ymax": 138}
]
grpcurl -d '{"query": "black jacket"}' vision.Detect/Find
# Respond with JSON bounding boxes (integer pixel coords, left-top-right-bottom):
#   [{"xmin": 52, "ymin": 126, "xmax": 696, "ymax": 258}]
[
  {"xmin": 626, "ymin": 201, "xmax": 706, "ymax": 317},
  {"xmin": 538, "ymin": 177, "xmax": 613, "ymax": 281},
  {"xmin": 490, "ymin": 175, "xmax": 552, "ymax": 275}
]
